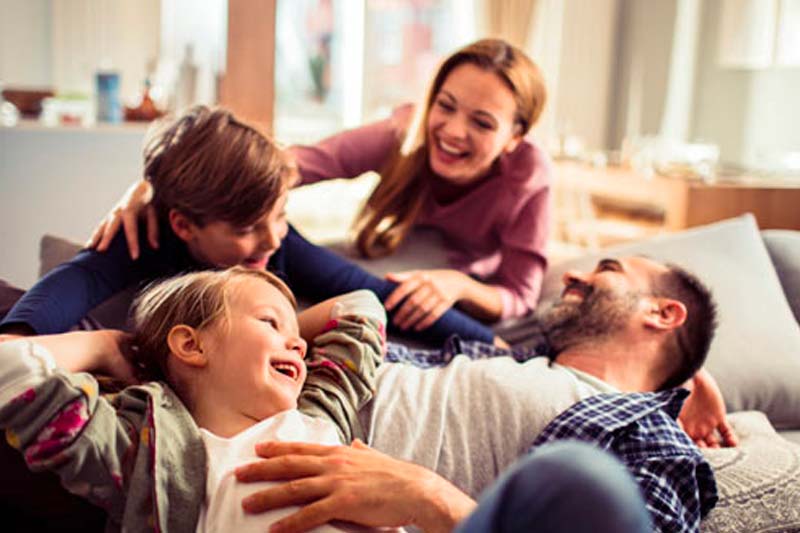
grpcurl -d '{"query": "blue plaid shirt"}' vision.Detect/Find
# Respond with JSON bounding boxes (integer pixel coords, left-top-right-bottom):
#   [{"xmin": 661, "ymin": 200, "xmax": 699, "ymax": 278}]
[
  {"xmin": 533, "ymin": 389, "xmax": 717, "ymax": 533},
  {"xmin": 386, "ymin": 335, "xmax": 536, "ymax": 367},
  {"xmin": 386, "ymin": 338, "xmax": 718, "ymax": 533}
]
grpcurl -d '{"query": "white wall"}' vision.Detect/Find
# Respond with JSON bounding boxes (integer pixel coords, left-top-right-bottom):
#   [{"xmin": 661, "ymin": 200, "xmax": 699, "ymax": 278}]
[
  {"xmin": 0, "ymin": 0, "xmax": 52, "ymax": 87},
  {"xmin": 1, "ymin": 0, "xmax": 160, "ymax": 103},
  {"xmin": 0, "ymin": 124, "xmax": 146, "ymax": 288},
  {"xmin": 554, "ymin": 0, "xmax": 618, "ymax": 150},
  {"xmin": 691, "ymin": 0, "xmax": 800, "ymax": 168}
]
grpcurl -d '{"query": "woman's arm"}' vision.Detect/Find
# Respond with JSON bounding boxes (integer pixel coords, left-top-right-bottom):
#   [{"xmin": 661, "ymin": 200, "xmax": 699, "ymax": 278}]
[
  {"xmin": 273, "ymin": 225, "xmax": 495, "ymax": 345},
  {"xmin": 384, "ymin": 269, "xmax": 505, "ymax": 327},
  {"xmin": 474, "ymin": 182, "xmax": 550, "ymax": 321},
  {"xmin": 290, "ymin": 105, "xmax": 412, "ymax": 186}
]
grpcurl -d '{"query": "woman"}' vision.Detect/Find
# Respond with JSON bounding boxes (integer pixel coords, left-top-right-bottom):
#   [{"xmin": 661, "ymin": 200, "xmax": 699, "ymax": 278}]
[{"xmin": 92, "ymin": 38, "xmax": 551, "ymax": 334}]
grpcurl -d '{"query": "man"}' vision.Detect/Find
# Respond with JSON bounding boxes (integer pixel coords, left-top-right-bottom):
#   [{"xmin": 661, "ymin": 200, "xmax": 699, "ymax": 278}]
[{"xmin": 234, "ymin": 256, "xmax": 728, "ymax": 533}]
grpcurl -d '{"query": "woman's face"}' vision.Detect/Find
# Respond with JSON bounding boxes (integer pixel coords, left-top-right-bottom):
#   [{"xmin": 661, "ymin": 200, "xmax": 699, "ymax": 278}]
[
  {"xmin": 177, "ymin": 191, "xmax": 289, "ymax": 270},
  {"xmin": 426, "ymin": 63, "xmax": 522, "ymax": 186}
]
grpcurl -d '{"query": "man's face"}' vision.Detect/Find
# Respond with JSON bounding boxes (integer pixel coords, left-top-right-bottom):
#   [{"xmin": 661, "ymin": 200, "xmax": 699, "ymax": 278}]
[{"xmin": 539, "ymin": 257, "xmax": 668, "ymax": 355}]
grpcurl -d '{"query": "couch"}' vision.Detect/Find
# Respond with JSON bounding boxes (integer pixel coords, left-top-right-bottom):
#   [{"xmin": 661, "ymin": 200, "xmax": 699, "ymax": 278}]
[{"xmin": 1, "ymin": 213, "xmax": 799, "ymax": 531}]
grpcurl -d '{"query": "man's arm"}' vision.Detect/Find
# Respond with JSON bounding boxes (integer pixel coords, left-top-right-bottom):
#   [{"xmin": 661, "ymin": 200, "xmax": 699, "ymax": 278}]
[
  {"xmin": 678, "ymin": 368, "xmax": 737, "ymax": 448},
  {"xmin": 235, "ymin": 440, "xmax": 477, "ymax": 533}
]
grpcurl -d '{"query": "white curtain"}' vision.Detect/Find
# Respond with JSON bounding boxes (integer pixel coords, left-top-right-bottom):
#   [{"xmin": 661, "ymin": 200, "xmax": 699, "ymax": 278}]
[{"xmin": 477, "ymin": 0, "xmax": 540, "ymax": 50}]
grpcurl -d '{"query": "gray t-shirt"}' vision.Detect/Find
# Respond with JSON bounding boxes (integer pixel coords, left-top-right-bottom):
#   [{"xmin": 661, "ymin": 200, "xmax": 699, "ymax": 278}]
[{"xmin": 363, "ymin": 355, "xmax": 615, "ymax": 498}]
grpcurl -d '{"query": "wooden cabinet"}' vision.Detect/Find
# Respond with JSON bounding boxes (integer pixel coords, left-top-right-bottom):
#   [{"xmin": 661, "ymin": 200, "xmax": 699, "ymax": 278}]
[{"xmin": 554, "ymin": 161, "xmax": 800, "ymax": 232}]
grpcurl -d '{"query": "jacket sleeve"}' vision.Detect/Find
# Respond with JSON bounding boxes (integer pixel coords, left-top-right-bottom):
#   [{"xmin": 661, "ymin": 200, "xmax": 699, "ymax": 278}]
[
  {"xmin": 0, "ymin": 339, "xmax": 146, "ymax": 523},
  {"xmin": 0, "ymin": 231, "xmax": 152, "ymax": 334},
  {"xmin": 298, "ymin": 291, "xmax": 386, "ymax": 443}
]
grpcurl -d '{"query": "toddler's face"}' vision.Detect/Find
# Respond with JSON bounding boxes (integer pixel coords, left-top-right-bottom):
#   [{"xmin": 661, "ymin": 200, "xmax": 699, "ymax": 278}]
[{"xmin": 201, "ymin": 276, "xmax": 307, "ymax": 419}]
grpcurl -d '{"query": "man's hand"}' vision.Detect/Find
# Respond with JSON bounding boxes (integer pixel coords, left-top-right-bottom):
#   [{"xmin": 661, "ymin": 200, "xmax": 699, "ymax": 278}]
[
  {"xmin": 678, "ymin": 368, "xmax": 738, "ymax": 448},
  {"xmin": 235, "ymin": 439, "xmax": 476, "ymax": 533},
  {"xmin": 0, "ymin": 333, "xmax": 23, "ymax": 344},
  {"xmin": 384, "ymin": 269, "xmax": 468, "ymax": 331},
  {"xmin": 86, "ymin": 179, "xmax": 159, "ymax": 260}
]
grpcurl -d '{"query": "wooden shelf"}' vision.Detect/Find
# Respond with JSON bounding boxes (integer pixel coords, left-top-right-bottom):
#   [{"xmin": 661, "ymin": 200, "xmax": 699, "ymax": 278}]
[{"xmin": 554, "ymin": 161, "xmax": 800, "ymax": 232}]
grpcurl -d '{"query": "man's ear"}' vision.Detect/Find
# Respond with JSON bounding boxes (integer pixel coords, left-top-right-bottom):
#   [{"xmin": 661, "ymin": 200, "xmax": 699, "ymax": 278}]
[
  {"xmin": 169, "ymin": 209, "xmax": 196, "ymax": 243},
  {"xmin": 643, "ymin": 298, "xmax": 687, "ymax": 331},
  {"xmin": 167, "ymin": 325, "xmax": 208, "ymax": 368}
]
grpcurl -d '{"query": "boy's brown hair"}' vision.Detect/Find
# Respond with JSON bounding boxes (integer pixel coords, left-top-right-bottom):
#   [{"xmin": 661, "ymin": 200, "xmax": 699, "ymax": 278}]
[
  {"xmin": 144, "ymin": 105, "xmax": 294, "ymax": 228},
  {"xmin": 129, "ymin": 267, "xmax": 296, "ymax": 383}
]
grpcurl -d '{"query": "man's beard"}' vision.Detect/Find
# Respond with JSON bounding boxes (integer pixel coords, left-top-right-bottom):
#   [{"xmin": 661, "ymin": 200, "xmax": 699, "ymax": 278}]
[{"xmin": 537, "ymin": 282, "xmax": 640, "ymax": 358}]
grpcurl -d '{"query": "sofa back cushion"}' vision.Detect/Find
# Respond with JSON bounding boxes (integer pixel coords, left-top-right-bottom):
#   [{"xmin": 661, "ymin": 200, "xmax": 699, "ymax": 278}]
[{"xmin": 762, "ymin": 229, "xmax": 800, "ymax": 325}]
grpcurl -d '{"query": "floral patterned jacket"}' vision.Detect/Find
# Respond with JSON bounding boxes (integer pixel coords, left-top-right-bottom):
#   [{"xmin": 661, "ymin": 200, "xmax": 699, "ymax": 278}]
[{"xmin": 0, "ymin": 314, "xmax": 385, "ymax": 532}]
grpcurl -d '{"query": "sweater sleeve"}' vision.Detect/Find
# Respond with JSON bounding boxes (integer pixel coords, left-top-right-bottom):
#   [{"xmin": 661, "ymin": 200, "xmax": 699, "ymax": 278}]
[
  {"xmin": 289, "ymin": 106, "xmax": 410, "ymax": 185},
  {"xmin": 272, "ymin": 225, "xmax": 495, "ymax": 345},
  {"xmin": 0, "ymin": 231, "xmax": 156, "ymax": 335},
  {"xmin": 0, "ymin": 339, "xmax": 142, "ymax": 522},
  {"xmin": 298, "ymin": 290, "xmax": 386, "ymax": 443},
  {"xmin": 491, "ymin": 149, "xmax": 553, "ymax": 319}
]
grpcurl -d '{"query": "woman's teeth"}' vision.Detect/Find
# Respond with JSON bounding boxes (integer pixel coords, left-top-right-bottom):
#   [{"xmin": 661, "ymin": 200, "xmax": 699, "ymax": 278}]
[{"xmin": 439, "ymin": 140, "xmax": 466, "ymax": 157}]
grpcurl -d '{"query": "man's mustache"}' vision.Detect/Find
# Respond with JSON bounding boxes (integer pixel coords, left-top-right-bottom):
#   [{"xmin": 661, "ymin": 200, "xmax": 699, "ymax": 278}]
[{"xmin": 561, "ymin": 279, "xmax": 594, "ymax": 300}]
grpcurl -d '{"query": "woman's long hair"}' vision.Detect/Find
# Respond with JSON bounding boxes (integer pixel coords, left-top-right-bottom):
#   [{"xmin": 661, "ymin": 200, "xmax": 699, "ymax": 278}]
[{"xmin": 353, "ymin": 38, "xmax": 547, "ymax": 258}]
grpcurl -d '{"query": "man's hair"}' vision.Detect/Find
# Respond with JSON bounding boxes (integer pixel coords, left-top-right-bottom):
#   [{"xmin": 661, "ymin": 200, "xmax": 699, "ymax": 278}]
[
  {"xmin": 129, "ymin": 267, "xmax": 296, "ymax": 383},
  {"xmin": 651, "ymin": 264, "xmax": 718, "ymax": 390},
  {"xmin": 143, "ymin": 105, "xmax": 294, "ymax": 228}
]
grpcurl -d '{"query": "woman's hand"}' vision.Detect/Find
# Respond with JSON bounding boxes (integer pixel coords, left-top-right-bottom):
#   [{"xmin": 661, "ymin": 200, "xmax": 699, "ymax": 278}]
[
  {"xmin": 85, "ymin": 180, "xmax": 159, "ymax": 260},
  {"xmin": 678, "ymin": 368, "xmax": 738, "ymax": 448},
  {"xmin": 235, "ymin": 439, "xmax": 476, "ymax": 533},
  {"xmin": 384, "ymin": 269, "xmax": 469, "ymax": 331}
]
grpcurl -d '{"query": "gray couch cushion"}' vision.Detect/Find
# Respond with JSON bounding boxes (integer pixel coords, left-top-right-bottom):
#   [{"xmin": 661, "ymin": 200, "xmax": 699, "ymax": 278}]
[
  {"xmin": 762, "ymin": 229, "xmax": 800, "ymax": 325},
  {"xmin": 539, "ymin": 214, "xmax": 800, "ymax": 429},
  {"xmin": 701, "ymin": 411, "xmax": 800, "ymax": 532}
]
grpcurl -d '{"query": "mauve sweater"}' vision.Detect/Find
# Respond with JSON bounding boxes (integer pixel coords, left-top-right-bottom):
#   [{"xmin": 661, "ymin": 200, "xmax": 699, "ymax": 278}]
[{"xmin": 290, "ymin": 109, "xmax": 552, "ymax": 319}]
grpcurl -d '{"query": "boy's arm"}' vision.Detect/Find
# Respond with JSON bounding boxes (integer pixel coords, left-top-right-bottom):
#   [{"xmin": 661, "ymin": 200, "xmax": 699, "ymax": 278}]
[
  {"xmin": 298, "ymin": 290, "xmax": 386, "ymax": 443},
  {"xmin": 0, "ymin": 337, "xmax": 147, "ymax": 522},
  {"xmin": 0, "ymin": 233, "xmax": 147, "ymax": 335}
]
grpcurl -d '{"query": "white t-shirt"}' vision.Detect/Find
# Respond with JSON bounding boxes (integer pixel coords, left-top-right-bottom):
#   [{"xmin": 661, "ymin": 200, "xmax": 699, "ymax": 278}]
[
  {"xmin": 197, "ymin": 409, "xmax": 403, "ymax": 533},
  {"xmin": 363, "ymin": 356, "xmax": 616, "ymax": 498}
]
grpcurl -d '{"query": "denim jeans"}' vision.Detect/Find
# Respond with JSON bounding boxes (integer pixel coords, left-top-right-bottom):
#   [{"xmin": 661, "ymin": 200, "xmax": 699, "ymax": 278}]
[{"xmin": 455, "ymin": 440, "xmax": 651, "ymax": 533}]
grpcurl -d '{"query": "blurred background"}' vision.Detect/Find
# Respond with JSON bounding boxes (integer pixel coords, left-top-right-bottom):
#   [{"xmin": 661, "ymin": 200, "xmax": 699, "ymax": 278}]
[{"xmin": 2, "ymin": 0, "xmax": 800, "ymax": 288}]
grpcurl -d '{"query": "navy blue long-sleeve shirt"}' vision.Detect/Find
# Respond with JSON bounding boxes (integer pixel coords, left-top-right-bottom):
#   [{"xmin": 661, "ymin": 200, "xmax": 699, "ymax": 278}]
[{"xmin": 1, "ymin": 224, "xmax": 494, "ymax": 344}]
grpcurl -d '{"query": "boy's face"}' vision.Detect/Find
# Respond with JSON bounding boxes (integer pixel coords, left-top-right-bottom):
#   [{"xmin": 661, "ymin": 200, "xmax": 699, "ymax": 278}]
[
  {"xmin": 201, "ymin": 276, "xmax": 307, "ymax": 420},
  {"xmin": 177, "ymin": 192, "xmax": 289, "ymax": 271}
]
